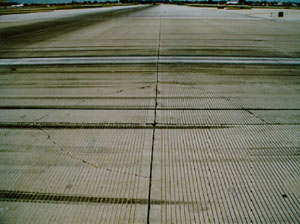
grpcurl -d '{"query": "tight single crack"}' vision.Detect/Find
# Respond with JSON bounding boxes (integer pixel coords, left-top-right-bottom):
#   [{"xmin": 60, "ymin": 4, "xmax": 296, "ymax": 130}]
[
  {"xmin": 38, "ymin": 127, "xmax": 148, "ymax": 178},
  {"xmin": 30, "ymin": 95, "xmax": 86, "ymax": 123},
  {"xmin": 38, "ymin": 127, "xmax": 99, "ymax": 168},
  {"xmin": 33, "ymin": 110, "xmax": 55, "ymax": 123},
  {"xmin": 245, "ymin": 109, "xmax": 267, "ymax": 124}
]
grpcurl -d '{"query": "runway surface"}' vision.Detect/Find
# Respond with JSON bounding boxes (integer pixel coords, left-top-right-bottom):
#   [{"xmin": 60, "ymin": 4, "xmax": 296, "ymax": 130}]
[{"xmin": 0, "ymin": 4, "xmax": 300, "ymax": 223}]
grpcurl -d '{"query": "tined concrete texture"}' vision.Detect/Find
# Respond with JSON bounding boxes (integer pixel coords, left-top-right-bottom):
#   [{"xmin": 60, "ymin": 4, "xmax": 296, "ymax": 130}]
[{"xmin": 0, "ymin": 4, "xmax": 300, "ymax": 223}]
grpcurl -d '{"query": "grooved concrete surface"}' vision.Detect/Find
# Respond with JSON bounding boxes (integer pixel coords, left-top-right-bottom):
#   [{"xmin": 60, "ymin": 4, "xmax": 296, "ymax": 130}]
[{"xmin": 0, "ymin": 4, "xmax": 300, "ymax": 223}]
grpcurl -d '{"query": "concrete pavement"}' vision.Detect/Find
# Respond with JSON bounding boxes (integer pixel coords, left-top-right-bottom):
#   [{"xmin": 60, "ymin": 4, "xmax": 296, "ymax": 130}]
[{"xmin": 0, "ymin": 4, "xmax": 300, "ymax": 223}]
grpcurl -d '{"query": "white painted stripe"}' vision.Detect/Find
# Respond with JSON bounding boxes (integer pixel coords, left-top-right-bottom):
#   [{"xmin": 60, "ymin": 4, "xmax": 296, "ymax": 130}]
[
  {"xmin": 0, "ymin": 57, "xmax": 157, "ymax": 65},
  {"xmin": 161, "ymin": 56, "xmax": 300, "ymax": 65},
  {"xmin": 0, "ymin": 56, "xmax": 300, "ymax": 65}
]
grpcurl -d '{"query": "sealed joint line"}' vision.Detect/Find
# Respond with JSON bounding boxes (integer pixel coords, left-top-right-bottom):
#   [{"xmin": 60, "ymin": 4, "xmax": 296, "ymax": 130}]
[
  {"xmin": 0, "ymin": 122, "xmax": 154, "ymax": 129},
  {"xmin": 0, "ymin": 96, "xmax": 156, "ymax": 100},
  {"xmin": 0, "ymin": 96, "xmax": 236, "ymax": 100},
  {"xmin": 0, "ymin": 106, "xmax": 156, "ymax": 110},
  {"xmin": 147, "ymin": 19, "xmax": 161, "ymax": 224},
  {"xmin": 1, "ymin": 122, "xmax": 300, "ymax": 130},
  {"xmin": 1, "ymin": 56, "xmax": 300, "ymax": 65},
  {"xmin": 0, "ymin": 190, "xmax": 197, "ymax": 206},
  {"xmin": 1, "ymin": 106, "xmax": 300, "ymax": 111}
]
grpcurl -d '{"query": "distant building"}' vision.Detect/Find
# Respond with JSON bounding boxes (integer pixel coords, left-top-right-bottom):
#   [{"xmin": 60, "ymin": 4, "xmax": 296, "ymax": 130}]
[
  {"xmin": 11, "ymin": 3, "xmax": 24, "ymax": 7},
  {"xmin": 226, "ymin": 1, "xmax": 239, "ymax": 4}
]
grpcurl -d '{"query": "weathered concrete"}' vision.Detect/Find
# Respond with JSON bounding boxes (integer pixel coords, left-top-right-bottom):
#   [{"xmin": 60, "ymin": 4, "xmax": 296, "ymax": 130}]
[{"xmin": 0, "ymin": 4, "xmax": 300, "ymax": 223}]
